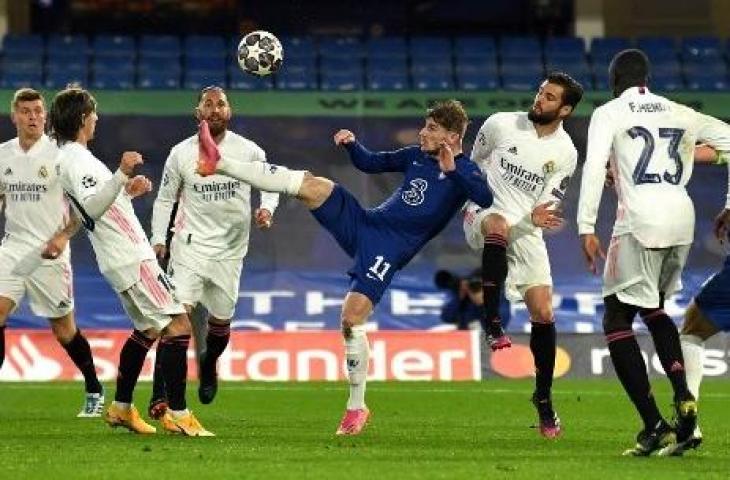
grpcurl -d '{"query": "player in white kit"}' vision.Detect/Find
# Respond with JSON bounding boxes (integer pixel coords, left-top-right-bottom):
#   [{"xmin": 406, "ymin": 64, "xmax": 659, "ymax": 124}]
[
  {"xmin": 463, "ymin": 72, "xmax": 583, "ymax": 438},
  {"xmin": 46, "ymin": 86, "xmax": 213, "ymax": 436},
  {"xmin": 147, "ymin": 86, "xmax": 279, "ymax": 413},
  {"xmin": 577, "ymin": 49, "xmax": 730, "ymax": 456},
  {"xmin": 0, "ymin": 88, "xmax": 104, "ymax": 417}
]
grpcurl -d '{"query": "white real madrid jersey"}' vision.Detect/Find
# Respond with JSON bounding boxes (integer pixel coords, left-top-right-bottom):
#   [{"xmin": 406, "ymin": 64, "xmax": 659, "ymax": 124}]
[
  {"xmin": 151, "ymin": 130, "xmax": 279, "ymax": 262},
  {"xmin": 469, "ymin": 111, "xmax": 578, "ymax": 229},
  {"xmin": 58, "ymin": 142, "xmax": 155, "ymax": 292},
  {"xmin": 0, "ymin": 134, "xmax": 69, "ymax": 265},
  {"xmin": 578, "ymin": 87, "xmax": 730, "ymax": 248}
]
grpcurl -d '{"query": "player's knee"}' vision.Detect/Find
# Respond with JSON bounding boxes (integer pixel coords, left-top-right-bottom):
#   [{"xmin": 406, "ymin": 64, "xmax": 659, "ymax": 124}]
[
  {"xmin": 602, "ymin": 294, "xmax": 638, "ymax": 334},
  {"xmin": 481, "ymin": 214, "xmax": 509, "ymax": 238},
  {"xmin": 299, "ymin": 173, "xmax": 333, "ymax": 207},
  {"xmin": 0, "ymin": 297, "xmax": 15, "ymax": 325},
  {"xmin": 680, "ymin": 302, "xmax": 719, "ymax": 340},
  {"xmin": 531, "ymin": 305, "xmax": 554, "ymax": 324},
  {"xmin": 49, "ymin": 315, "xmax": 77, "ymax": 343},
  {"xmin": 163, "ymin": 313, "xmax": 192, "ymax": 337}
]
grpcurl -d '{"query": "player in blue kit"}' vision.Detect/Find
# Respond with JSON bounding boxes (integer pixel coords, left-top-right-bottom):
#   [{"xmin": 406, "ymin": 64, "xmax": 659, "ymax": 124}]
[{"xmin": 197, "ymin": 99, "xmax": 493, "ymax": 435}]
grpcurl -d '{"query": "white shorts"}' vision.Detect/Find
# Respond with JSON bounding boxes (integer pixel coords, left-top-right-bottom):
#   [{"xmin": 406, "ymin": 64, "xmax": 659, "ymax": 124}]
[
  {"xmin": 463, "ymin": 203, "xmax": 552, "ymax": 302},
  {"xmin": 167, "ymin": 257, "xmax": 242, "ymax": 319},
  {"xmin": 118, "ymin": 260, "xmax": 186, "ymax": 332},
  {"xmin": 0, "ymin": 261, "xmax": 74, "ymax": 318},
  {"xmin": 603, "ymin": 234, "xmax": 690, "ymax": 309}
]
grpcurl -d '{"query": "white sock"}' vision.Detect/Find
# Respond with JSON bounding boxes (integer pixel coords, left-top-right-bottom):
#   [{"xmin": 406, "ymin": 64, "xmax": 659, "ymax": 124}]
[
  {"xmin": 112, "ymin": 401, "xmax": 131, "ymax": 410},
  {"xmin": 218, "ymin": 157, "xmax": 304, "ymax": 195},
  {"xmin": 170, "ymin": 408, "xmax": 190, "ymax": 419},
  {"xmin": 345, "ymin": 325, "xmax": 369, "ymax": 410},
  {"xmin": 680, "ymin": 334, "xmax": 704, "ymax": 400}
]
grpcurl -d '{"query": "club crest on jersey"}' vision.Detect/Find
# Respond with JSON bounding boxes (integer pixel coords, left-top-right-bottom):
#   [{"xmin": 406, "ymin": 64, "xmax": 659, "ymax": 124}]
[
  {"xmin": 508, "ymin": 146, "xmax": 518, "ymax": 155},
  {"xmin": 81, "ymin": 175, "xmax": 97, "ymax": 188},
  {"xmin": 38, "ymin": 166, "xmax": 48, "ymax": 178},
  {"xmin": 3, "ymin": 167, "xmax": 11, "ymax": 176},
  {"xmin": 543, "ymin": 161, "xmax": 556, "ymax": 174}
]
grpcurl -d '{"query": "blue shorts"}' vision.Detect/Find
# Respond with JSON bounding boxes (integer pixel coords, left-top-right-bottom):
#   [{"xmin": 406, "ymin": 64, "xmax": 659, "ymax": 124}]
[
  {"xmin": 311, "ymin": 185, "xmax": 415, "ymax": 305},
  {"xmin": 695, "ymin": 256, "xmax": 730, "ymax": 332}
]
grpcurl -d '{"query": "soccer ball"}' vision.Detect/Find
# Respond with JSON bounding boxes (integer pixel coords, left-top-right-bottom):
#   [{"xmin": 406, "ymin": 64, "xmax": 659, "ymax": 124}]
[{"xmin": 237, "ymin": 31, "xmax": 283, "ymax": 76}]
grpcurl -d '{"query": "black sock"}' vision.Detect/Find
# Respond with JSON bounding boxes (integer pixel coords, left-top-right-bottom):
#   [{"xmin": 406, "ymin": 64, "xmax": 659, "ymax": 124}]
[
  {"xmin": 150, "ymin": 344, "xmax": 166, "ymax": 402},
  {"xmin": 641, "ymin": 309, "xmax": 692, "ymax": 401},
  {"xmin": 606, "ymin": 330, "xmax": 663, "ymax": 430},
  {"xmin": 159, "ymin": 335, "xmax": 190, "ymax": 411},
  {"xmin": 115, "ymin": 330, "xmax": 155, "ymax": 404},
  {"xmin": 204, "ymin": 321, "xmax": 230, "ymax": 372},
  {"xmin": 530, "ymin": 322, "xmax": 556, "ymax": 400},
  {"xmin": 61, "ymin": 329, "xmax": 103, "ymax": 394},
  {"xmin": 0, "ymin": 325, "xmax": 5, "ymax": 370},
  {"xmin": 482, "ymin": 234, "xmax": 508, "ymax": 336}
]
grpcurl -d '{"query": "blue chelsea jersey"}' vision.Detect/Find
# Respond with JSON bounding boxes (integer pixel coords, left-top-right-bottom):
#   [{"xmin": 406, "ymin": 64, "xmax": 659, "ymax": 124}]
[{"xmin": 345, "ymin": 142, "xmax": 493, "ymax": 248}]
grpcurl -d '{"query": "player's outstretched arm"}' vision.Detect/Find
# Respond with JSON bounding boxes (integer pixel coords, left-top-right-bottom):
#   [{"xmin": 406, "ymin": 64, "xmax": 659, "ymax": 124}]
[{"xmin": 335, "ymin": 129, "xmax": 409, "ymax": 173}]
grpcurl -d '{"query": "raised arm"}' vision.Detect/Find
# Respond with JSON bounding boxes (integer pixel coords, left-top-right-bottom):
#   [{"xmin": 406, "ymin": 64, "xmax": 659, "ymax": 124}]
[
  {"xmin": 447, "ymin": 155, "xmax": 493, "ymax": 208},
  {"xmin": 334, "ymin": 129, "xmax": 410, "ymax": 173},
  {"xmin": 76, "ymin": 152, "xmax": 144, "ymax": 220}
]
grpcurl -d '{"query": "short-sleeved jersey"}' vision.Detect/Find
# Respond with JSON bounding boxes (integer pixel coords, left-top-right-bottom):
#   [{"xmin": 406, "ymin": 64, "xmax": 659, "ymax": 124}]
[
  {"xmin": 470, "ymin": 112, "xmax": 578, "ymax": 229},
  {"xmin": 58, "ymin": 142, "xmax": 155, "ymax": 292},
  {"xmin": 578, "ymin": 87, "xmax": 730, "ymax": 247},
  {"xmin": 151, "ymin": 130, "xmax": 279, "ymax": 262},
  {"xmin": 0, "ymin": 134, "xmax": 69, "ymax": 264}
]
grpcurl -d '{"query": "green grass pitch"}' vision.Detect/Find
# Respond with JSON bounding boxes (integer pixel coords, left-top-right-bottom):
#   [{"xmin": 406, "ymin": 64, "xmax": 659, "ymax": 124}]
[{"xmin": 1, "ymin": 379, "xmax": 728, "ymax": 479}]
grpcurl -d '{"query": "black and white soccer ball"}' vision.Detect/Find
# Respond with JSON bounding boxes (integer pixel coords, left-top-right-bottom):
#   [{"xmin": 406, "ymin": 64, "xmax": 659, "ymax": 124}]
[{"xmin": 237, "ymin": 30, "xmax": 283, "ymax": 76}]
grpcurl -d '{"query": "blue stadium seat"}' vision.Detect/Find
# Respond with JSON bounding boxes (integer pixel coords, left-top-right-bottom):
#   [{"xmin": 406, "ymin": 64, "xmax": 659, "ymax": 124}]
[
  {"xmin": 321, "ymin": 57, "xmax": 363, "ymax": 77},
  {"xmin": 46, "ymin": 52, "xmax": 88, "ymax": 71},
  {"xmin": 456, "ymin": 72, "xmax": 499, "ymax": 91},
  {"xmin": 91, "ymin": 70, "xmax": 134, "ymax": 90},
  {"xmin": 138, "ymin": 57, "xmax": 181, "ymax": 76},
  {"xmin": 185, "ymin": 55, "xmax": 226, "ymax": 73},
  {"xmin": 411, "ymin": 55, "xmax": 452, "ymax": 75},
  {"xmin": 367, "ymin": 57, "xmax": 408, "ymax": 75},
  {"xmin": 652, "ymin": 58, "xmax": 682, "ymax": 76},
  {"xmin": 92, "ymin": 35, "xmax": 135, "ymax": 57},
  {"xmin": 544, "ymin": 58, "xmax": 591, "ymax": 77},
  {"xmin": 366, "ymin": 36, "xmax": 408, "ymax": 60},
  {"xmin": 501, "ymin": 72, "xmax": 542, "ymax": 91},
  {"xmin": 228, "ymin": 67, "xmax": 274, "ymax": 90},
  {"xmin": 500, "ymin": 36, "xmax": 542, "ymax": 62},
  {"xmin": 93, "ymin": 54, "xmax": 134, "ymax": 75},
  {"xmin": 682, "ymin": 36, "xmax": 723, "ymax": 61},
  {"xmin": 544, "ymin": 37, "xmax": 585, "ymax": 61},
  {"xmin": 636, "ymin": 36, "xmax": 677, "ymax": 62},
  {"xmin": 455, "ymin": 57, "xmax": 499, "ymax": 77},
  {"xmin": 139, "ymin": 35, "xmax": 181, "ymax": 59},
  {"xmin": 276, "ymin": 70, "xmax": 318, "ymax": 90},
  {"xmin": 590, "ymin": 37, "xmax": 631, "ymax": 63},
  {"xmin": 44, "ymin": 68, "xmax": 89, "ymax": 89},
  {"xmin": 184, "ymin": 70, "xmax": 227, "ymax": 90},
  {"xmin": 320, "ymin": 72, "xmax": 363, "ymax": 91},
  {"xmin": 280, "ymin": 57, "xmax": 317, "ymax": 75},
  {"xmin": 47, "ymin": 34, "xmax": 89, "ymax": 56},
  {"xmin": 454, "ymin": 36, "xmax": 497, "ymax": 59},
  {"xmin": 412, "ymin": 72, "xmax": 453, "ymax": 91},
  {"xmin": 0, "ymin": 71, "xmax": 43, "ymax": 89},
  {"xmin": 410, "ymin": 37, "xmax": 452, "ymax": 58},
  {"xmin": 2, "ymin": 34, "xmax": 44, "ymax": 55},
  {"xmin": 280, "ymin": 36, "xmax": 317, "ymax": 61},
  {"xmin": 2, "ymin": 52, "xmax": 44, "ymax": 74},
  {"xmin": 651, "ymin": 72, "xmax": 684, "ymax": 91},
  {"xmin": 686, "ymin": 75, "xmax": 728, "ymax": 91},
  {"xmin": 367, "ymin": 71, "xmax": 409, "ymax": 91},
  {"xmin": 137, "ymin": 71, "xmax": 180, "ymax": 89},
  {"xmin": 319, "ymin": 36, "xmax": 363, "ymax": 59},
  {"xmin": 501, "ymin": 61, "xmax": 543, "ymax": 78},
  {"xmin": 184, "ymin": 35, "xmax": 226, "ymax": 58}
]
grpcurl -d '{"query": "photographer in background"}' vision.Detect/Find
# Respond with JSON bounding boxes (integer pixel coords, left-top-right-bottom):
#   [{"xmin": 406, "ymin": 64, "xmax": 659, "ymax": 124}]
[{"xmin": 435, "ymin": 269, "xmax": 510, "ymax": 331}]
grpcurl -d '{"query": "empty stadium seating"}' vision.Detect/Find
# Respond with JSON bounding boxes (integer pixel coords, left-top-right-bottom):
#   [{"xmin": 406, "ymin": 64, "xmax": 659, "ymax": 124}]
[{"xmin": 1, "ymin": 33, "xmax": 730, "ymax": 91}]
